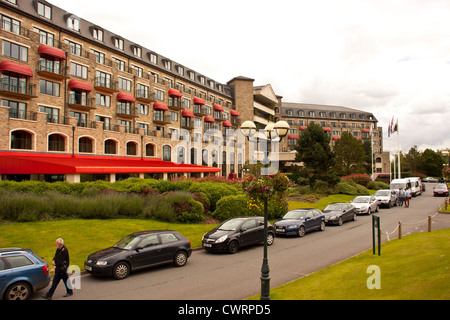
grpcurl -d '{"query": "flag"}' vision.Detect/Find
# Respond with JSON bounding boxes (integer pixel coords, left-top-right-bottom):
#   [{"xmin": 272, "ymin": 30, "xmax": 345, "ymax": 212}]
[{"xmin": 393, "ymin": 119, "xmax": 398, "ymax": 133}]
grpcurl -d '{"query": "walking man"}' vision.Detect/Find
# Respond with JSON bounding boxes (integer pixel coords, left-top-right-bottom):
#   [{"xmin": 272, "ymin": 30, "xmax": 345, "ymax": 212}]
[
  {"xmin": 398, "ymin": 188, "xmax": 405, "ymax": 207},
  {"xmin": 42, "ymin": 238, "xmax": 73, "ymax": 299},
  {"xmin": 404, "ymin": 189, "xmax": 411, "ymax": 208}
]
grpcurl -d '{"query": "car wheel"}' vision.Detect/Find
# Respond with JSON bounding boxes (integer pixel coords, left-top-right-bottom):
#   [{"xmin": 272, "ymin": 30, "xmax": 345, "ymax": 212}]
[
  {"xmin": 4, "ymin": 282, "xmax": 31, "ymax": 300},
  {"xmin": 298, "ymin": 226, "xmax": 306, "ymax": 237},
  {"xmin": 352, "ymin": 213, "xmax": 357, "ymax": 221},
  {"xmin": 319, "ymin": 221, "xmax": 326, "ymax": 231},
  {"xmin": 376, "ymin": 205, "xmax": 379, "ymax": 212},
  {"xmin": 267, "ymin": 232, "xmax": 275, "ymax": 246},
  {"xmin": 113, "ymin": 262, "xmax": 130, "ymax": 280},
  {"xmin": 338, "ymin": 217, "xmax": 343, "ymax": 226},
  {"xmin": 367, "ymin": 208, "xmax": 371, "ymax": 215},
  {"xmin": 174, "ymin": 251, "xmax": 188, "ymax": 267},
  {"xmin": 227, "ymin": 240, "xmax": 239, "ymax": 254}
]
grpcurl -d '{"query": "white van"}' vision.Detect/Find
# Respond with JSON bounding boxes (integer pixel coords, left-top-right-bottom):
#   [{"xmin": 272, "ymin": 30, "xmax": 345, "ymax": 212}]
[
  {"xmin": 390, "ymin": 178, "xmax": 411, "ymax": 194},
  {"xmin": 409, "ymin": 177, "xmax": 422, "ymax": 196}
]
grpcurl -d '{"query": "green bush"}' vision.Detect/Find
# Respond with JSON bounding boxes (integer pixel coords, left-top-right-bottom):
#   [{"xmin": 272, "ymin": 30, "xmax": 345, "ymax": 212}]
[
  {"xmin": 189, "ymin": 181, "xmax": 239, "ymax": 212},
  {"xmin": 335, "ymin": 182, "xmax": 358, "ymax": 195},
  {"xmin": 213, "ymin": 195, "xmax": 253, "ymax": 221},
  {"xmin": 367, "ymin": 181, "xmax": 390, "ymax": 190}
]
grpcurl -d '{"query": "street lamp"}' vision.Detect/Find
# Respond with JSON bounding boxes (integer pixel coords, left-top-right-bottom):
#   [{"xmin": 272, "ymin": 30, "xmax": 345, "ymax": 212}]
[{"xmin": 241, "ymin": 120, "xmax": 290, "ymax": 300}]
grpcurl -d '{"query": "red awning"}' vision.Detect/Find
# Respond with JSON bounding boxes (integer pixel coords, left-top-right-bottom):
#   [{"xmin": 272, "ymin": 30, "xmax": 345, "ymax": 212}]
[
  {"xmin": 168, "ymin": 88, "xmax": 182, "ymax": 97},
  {"xmin": 230, "ymin": 110, "xmax": 239, "ymax": 116},
  {"xmin": 117, "ymin": 92, "xmax": 136, "ymax": 103},
  {"xmin": 332, "ymin": 136, "xmax": 341, "ymax": 141},
  {"xmin": 0, "ymin": 151, "xmax": 221, "ymax": 175},
  {"xmin": 213, "ymin": 104, "xmax": 223, "ymax": 111},
  {"xmin": 362, "ymin": 129, "xmax": 370, "ymax": 133},
  {"xmin": 38, "ymin": 44, "xmax": 66, "ymax": 60},
  {"xmin": 222, "ymin": 121, "xmax": 232, "ymax": 127},
  {"xmin": 299, "ymin": 126, "xmax": 307, "ymax": 130},
  {"xmin": 182, "ymin": 110, "xmax": 194, "ymax": 118},
  {"xmin": 288, "ymin": 134, "xmax": 298, "ymax": 139},
  {"xmin": 153, "ymin": 102, "xmax": 168, "ymax": 111},
  {"xmin": 68, "ymin": 79, "xmax": 93, "ymax": 92},
  {"xmin": 0, "ymin": 61, "xmax": 33, "ymax": 77},
  {"xmin": 322, "ymin": 127, "xmax": 331, "ymax": 132},
  {"xmin": 204, "ymin": 116, "xmax": 215, "ymax": 122},
  {"xmin": 193, "ymin": 97, "xmax": 205, "ymax": 105}
]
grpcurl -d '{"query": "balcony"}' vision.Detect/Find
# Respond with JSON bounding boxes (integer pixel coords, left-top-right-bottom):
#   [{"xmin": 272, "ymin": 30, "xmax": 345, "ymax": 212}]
[
  {"xmin": 37, "ymin": 60, "xmax": 68, "ymax": 80},
  {"xmin": 136, "ymin": 89, "xmax": 155, "ymax": 103},
  {"xmin": 117, "ymin": 106, "xmax": 137, "ymax": 118},
  {"xmin": 1, "ymin": 79, "xmax": 37, "ymax": 99},
  {"xmin": 153, "ymin": 114, "xmax": 171, "ymax": 125},
  {"xmin": 68, "ymin": 93, "xmax": 95, "ymax": 111},
  {"xmin": 193, "ymin": 105, "xmax": 208, "ymax": 117},
  {"xmin": 9, "ymin": 110, "xmax": 37, "ymax": 121},
  {"xmin": 94, "ymin": 77, "xmax": 118, "ymax": 93}
]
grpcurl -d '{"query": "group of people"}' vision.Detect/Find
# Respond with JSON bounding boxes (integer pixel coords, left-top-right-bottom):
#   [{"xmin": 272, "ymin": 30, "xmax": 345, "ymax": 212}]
[{"xmin": 398, "ymin": 188, "xmax": 411, "ymax": 207}]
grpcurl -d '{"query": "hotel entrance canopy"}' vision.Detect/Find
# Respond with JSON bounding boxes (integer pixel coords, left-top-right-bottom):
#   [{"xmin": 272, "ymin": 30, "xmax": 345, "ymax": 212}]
[{"xmin": 0, "ymin": 152, "xmax": 221, "ymax": 175}]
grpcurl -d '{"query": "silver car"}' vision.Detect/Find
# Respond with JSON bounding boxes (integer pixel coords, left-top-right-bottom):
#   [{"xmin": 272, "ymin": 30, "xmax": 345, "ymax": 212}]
[
  {"xmin": 374, "ymin": 189, "xmax": 398, "ymax": 208},
  {"xmin": 351, "ymin": 196, "xmax": 379, "ymax": 215}
]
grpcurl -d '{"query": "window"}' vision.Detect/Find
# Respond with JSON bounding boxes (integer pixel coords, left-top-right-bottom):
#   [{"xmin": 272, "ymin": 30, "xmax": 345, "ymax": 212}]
[
  {"xmin": 79, "ymin": 137, "xmax": 93, "ymax": 153},
  {"xmin": 137, "ymin": 103, "xmax": 148, "ymax": 115},
  {"xmin": 65, "ymin": 40, "xmax": 82, "ymax": 56},
  {"xmin": 104, "ymin": 140, "xmax": 117, "ymax": 154},
  {"xmin": 199, "ymin": 76, "xmax": 205, "ymax": 85},
  {"xmin": 118, "ymin": 77, "xmax": 132, "ymax": 91},
  {"xmin": 4, "ymin": 99, "xmax": 26, "ymax": 119},
  {"xmin": 132, "ymin": 65, "xmax": 143, "ymax": 77},
  {"xmin": 286, "ymin": 109, "xmax": 293, "ymax": 116},
  {"xmin": 39, "ymin": 79, "xmax": 60, "ymax": 96},
  {"xmin": 70, "ymin": 111, "xmax": 87, "ymax": 126},
  {"xmin": 91, "ymin": 50, "xmax": 106, "ymax": 64},
  {"xmin": 115, "ymin": 38, "xmax": 124, "ymax": 50},
  {"xmin": 149, "ymin": 53, "xmax": 157, "ymax": 64},
  {"xmin": 96, "ymin": 115, "xmax": 111, "ymax": 130},
  {"xmin": 112, "ymin": 57, "xmax": 125, "ymax": 71},
  {"xmin": 1, "ymin": 14, "xmax": 21, "ymax": 35},
  {"xmin": 137, "ymin": 123, "xmax": 149, "ymax": 135},
  {"xmin": 169, "ymin": 111, "xmax": 178, "ymax": 122},
  {"xmin": 188, "ymin": 71, "xmax": 195, "ymax": 81},
  {"xmin": 96, "ymin": 70, "xmax": 111, "ymax": 88},
  {"xmin": 37, "ymin": 2, "xmax": 52, "ymax": 19},
  {"xmin": 182, "ymin": 98, "xmax": 190, "ymax": 109},
  {"xmin": 67, "ymin": 16, "xmax": 80, "ymax": 31},
  {"xmin": 70, "ymin": 62, "xmax": 88, "ymax": 79},
  {"xmin": 93, "ymin": 28, "xmax": 103, "ymax": 41},
  {"xmin": 5, "ymin": 255, "xmax": 33, "ymax": 269},
  {"xmin": 48, "ymin": 134, "xmax": 65, "ymax": 152},
  {"xmin": 162, "ymin": 145, "xmax": 171, "ymax": 161},
  {"xmin": 133, "ymin": 46, "xmax": 142, "ymax": 58},
  {"xmin": 126, "ymin": 141, "xmax": 137, "ymax": 155},
  {"xmin": 11, "ymin": 130, "xmax": 32, "ymax": 150},
  {"xmin": 177, "ymin": 65, "xmax": 184, "ymax": 75},
  {"xmin": 34, "ymin": 27, "xmax": 54, "ymax": 46},
  {"xmin": 2, "ymin": 40, "xmax": 28, "ymax": 62},
  {"xmin": 163, "ymin": 60, "xmax": 171, "ymax": 70},
  {"xmin": 96, "ymin": 93, "xmax": 111, "ymax": 107},
  {"xmin": 154, "ymin": 89, "xmax": 164, "ymax": 101}
]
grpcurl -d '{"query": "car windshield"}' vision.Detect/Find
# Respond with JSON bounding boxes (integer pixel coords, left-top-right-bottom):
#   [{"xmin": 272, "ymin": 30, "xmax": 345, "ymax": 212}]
[
  {"xmin": 218, "ymin": 219, "xmax": 244, "ymax": 231},
  {"xmin": 283, "ymin": 210, "xmax": 310, "ymax": 220},
  {"xmin": 390, "ymin": 183, "xmax": 405, "ymax": 189},
  {"xmin": 353, "ymin": 197, "xmax": 369, "ymax": 203},
  {"xmin": 114, "ymin": 235, "xmax": 141, "ymax": 250},
  {"xmin": 435, "ymin": 184, "xmax": 447, "ymax": 190},
  {"xmin": 375, "ymin": 190, "xmax": 390, "ymax": 196},
  {"xmin": 323, "ymin": 204, "xmax": 343, "ymax": 211}
]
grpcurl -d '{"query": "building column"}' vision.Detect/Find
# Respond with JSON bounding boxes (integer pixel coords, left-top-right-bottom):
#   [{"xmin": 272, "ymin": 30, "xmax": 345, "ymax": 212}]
[{"xmin": 66, "ymin": 174, "xmax": 80, "ymax": 183}]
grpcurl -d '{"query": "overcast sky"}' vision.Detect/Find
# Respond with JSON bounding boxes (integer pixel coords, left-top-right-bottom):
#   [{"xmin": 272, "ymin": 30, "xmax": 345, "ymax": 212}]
[{"xmin": 49, "ymin": 0, "xmax": 450, "ymax": 154}]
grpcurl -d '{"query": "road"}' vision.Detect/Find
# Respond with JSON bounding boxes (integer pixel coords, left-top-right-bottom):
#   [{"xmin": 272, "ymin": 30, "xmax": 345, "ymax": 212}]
[{"xmin": 35, "ymin": 185, "xmax": 450, "ymax": 300}]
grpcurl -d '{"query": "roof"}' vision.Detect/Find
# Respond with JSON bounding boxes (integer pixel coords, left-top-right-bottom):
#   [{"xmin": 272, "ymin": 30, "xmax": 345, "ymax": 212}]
[{"xmin": 0, "ymin": 152, "xmax": 221, "ymax": 175}]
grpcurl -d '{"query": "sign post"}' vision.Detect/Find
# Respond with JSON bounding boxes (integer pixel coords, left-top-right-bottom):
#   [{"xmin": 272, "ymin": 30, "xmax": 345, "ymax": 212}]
[{"xmin": 372, "ymin": 215, "xmax": 381, "ymax": 256}]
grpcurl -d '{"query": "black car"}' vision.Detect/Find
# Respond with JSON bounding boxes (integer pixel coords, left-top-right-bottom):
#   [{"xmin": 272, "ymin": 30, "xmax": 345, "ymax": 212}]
[
  {"xmin": 273, "ymin": 209, "xmax": 325, "ymax": 237},
  {"xmin": 202, "ymin": 217, "xmax": 274, "ymax": 254},
  {"xmin": 322, "ymin": 203, "xmax": 357, "ymax": 226},
  {"xmin": 84, "ymin": 230, "xmax": 192, "ymax": 280}
]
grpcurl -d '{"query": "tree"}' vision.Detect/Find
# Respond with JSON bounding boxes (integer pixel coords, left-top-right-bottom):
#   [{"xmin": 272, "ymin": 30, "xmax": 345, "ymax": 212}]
[
  {"xmin": 404, "ymin": 146, "xmax": 422, "ymax": 174},
  {"xmin": 294, "ymin": 122, "xmax": 338, "ymax": 188},
  {"xmin": 333, "ymin": 132, "xmax": 365, "ymax": 175},
  {"xmin": 419, "ymin": 149, "xmax": 444, "ymax": 177}
]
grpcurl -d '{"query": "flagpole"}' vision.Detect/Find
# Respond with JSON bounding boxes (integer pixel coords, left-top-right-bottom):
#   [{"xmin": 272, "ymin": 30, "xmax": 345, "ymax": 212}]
[
  {"xmin": 397, "ymin": 122, "xmax": 401, "ymax": 179},
  {"xmin": 371, "ymin": 123, "xmax": 374, "ymax": 178}
]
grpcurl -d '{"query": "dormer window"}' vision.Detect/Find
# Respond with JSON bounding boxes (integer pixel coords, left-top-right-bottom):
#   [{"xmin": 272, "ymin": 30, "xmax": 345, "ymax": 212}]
[
  {"xmin": 163, "ymin": 59, "xmax": 171, "ymax": 70},
  {"xmin": 66, "ymin": 15, "xmax": 80, "ymax": 31},
  {"xmin": 37, "ymin": 2, "xmax": 52, "ymax": 19},
  {"xmin": 177, "ymin": 65, "xmax": 184, "ymax": 76},
  {"xmin": 133, "ymin": 46, "xmax": 142, "ymax": 58},
  {"xmin": 93, "ymin": 28, "xmax": 103, "ymax": 41},
  {"xmin": 114, "ymin": 37, "xmax": 124, "ymax": 50}
]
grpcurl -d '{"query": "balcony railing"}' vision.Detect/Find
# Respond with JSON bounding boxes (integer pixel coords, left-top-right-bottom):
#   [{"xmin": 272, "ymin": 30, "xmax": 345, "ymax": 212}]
[
  {"xmin": 1, "ymin": 79, "xmax": 36, "ymax": 98},
  {"xmin": 8, "ymin": 110, "xmax": 37, "ymax": 121}
]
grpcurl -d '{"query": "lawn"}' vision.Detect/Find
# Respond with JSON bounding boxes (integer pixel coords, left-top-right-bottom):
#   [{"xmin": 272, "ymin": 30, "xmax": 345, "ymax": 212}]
[
  {"xmin": 288, "ymin": 194, "xmax": 357, "ymax": 211},
  {"xmin": 249, "ymin": 229, "xmax": 450, "ymax": 300},
  {"xmin": 0, "ymin": 219, "xmax": 216, "ymax": 271}
]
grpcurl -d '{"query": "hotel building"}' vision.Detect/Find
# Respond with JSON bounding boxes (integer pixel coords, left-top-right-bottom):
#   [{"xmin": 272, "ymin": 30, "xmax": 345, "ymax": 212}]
[{"xmin": 0, "ymin": 0, "xmax": 384, "ymax": 182}]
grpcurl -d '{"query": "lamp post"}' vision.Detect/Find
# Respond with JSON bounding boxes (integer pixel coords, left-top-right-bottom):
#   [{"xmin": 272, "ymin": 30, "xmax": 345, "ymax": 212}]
[{"xmin": 240, "ymin": 120, "xmax": 290, "ymax": 300}]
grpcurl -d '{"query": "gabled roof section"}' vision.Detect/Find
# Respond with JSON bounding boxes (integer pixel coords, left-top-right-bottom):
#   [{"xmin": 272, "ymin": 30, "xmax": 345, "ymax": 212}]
[{"xmin": 253, "ymin": 84, "xmax": 278, "ymax": 105}]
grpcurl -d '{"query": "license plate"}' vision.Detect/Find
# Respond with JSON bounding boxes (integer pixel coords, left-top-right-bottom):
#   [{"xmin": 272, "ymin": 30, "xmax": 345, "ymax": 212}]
[
  {"xmin": 276, "ymin": 228, "xmax": 285, "ymax": 233},
  {"xmin": 203, "ymin": 243, "xmax": 212, "ymax": 247},
  {"xmin": 85, "ymin": 265, "xmax": 92, "ymax": 271}
]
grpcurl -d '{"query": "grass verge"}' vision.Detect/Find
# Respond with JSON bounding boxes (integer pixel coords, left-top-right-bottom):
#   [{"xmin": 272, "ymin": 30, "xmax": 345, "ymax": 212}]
[{"xmin": 249, "ymin": 229, "xmax": 450, "ymax": 300}]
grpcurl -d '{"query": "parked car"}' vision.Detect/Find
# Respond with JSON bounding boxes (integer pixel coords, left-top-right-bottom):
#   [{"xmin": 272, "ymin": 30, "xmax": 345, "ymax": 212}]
[
  {"xmin": 351, "ymin": 196, "xmax": 379, "ymax": 215},
  {"xmin": 273, "ymin": 209, "xmax": 325, "ymax": 237},
  {"xmin": 202, "ymin": 217, "xmax": 274, "ymax": 254},
  {"xmin": 84, "ymin": 230, "xmax": 192, "ymax": 280},
  {"xmin": 322, "ymin": 203, "xmax": 357, "ymax": 225},
  {"xmin": 374, "ymin": 189, "xmax": 398, "ymax": 208},
  {"xmin": 433, "ymin": 183, "xmax": 449, "ymax": 197},
  {"xmin": 423, "ymin": 177, "xmax": 438, "ymax": 183},
  {"xmin": 0, "ymin": 248, "xmax": 51, "ymax": 300}
]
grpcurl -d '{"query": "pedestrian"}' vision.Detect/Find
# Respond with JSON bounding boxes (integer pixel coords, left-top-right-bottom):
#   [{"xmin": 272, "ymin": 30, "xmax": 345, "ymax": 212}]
[
  {"xmin": 404, "ymin": 189, "xmax": 410, "ymax": 208},
  {"xmin": 42, "ymin": 238, "xmax": 73, "ymax": 299},
  {"xmin": 398, "ymin": 188, "xmax": 405, "ymax": 207}
]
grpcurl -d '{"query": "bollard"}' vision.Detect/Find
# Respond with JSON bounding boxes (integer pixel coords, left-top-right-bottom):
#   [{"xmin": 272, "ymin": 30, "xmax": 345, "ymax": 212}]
[
  {"xmin": 398, "ymin": 221, "xmax": 402, "ymax": 240},
  {"xmin": 428, "ymin": 215, "xmax": 432, "ymax": 232}
]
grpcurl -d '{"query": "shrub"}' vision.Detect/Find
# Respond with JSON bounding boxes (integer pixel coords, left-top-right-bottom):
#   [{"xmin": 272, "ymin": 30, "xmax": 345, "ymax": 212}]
[
  {"xmin": 367, "ymin": 181, "xmax": 390, "ymax": 190},
  {"xmin": 341, "ymin": 174, "xmax": 372, "ymax": 187},
  {"xmin": 189, "ymin": 181, "xmax": 239, "ymax": 212},
  {"xmin": 335, "ymin": 182, "xmax": 358, "ymax": 195},
  {"xmin": 213, "ymin": 195, "xmax": 253, "ymax": 221},
  {"xmin": 77, "ymin": 195, "xmax": 119, "ymax": 219}
]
